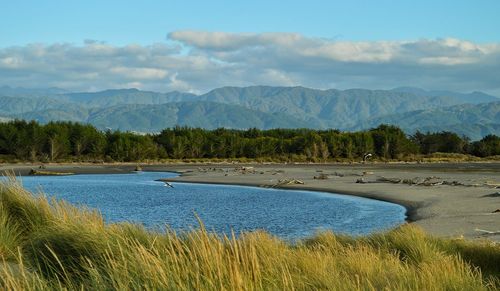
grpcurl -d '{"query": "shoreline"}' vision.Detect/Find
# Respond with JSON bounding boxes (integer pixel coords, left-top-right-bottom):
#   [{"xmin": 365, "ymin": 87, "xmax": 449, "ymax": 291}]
[
  {"xmin": 156, "ymin": 177, "xmax": 421, "ymax": 223},
  {"xmin": 2, "ymin": 162, "xmax": 499, "ymax": 241},
  {"xmin": 0, "ymin": 162, "xmax": 419, "ymax": 221},
  {"xmin": 153, "ymin": 163, "xmax": 500, "ymax": 241}
]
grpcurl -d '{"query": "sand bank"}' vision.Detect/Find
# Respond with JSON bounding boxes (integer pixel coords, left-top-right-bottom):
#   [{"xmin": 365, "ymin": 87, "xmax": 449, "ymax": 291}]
[{"xmin": 159, "ymin": 163, "xmax": 500, "ymax": 241}]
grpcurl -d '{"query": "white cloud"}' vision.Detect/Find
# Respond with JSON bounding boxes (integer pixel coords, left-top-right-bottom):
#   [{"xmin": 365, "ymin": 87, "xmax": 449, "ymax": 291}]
[
  {"xmin": 109, "ymin": 67, "xmax": 168, "ymax": 80},
  {"xmin": 0, "ymin": 57, "xmax": 22, "ymax": 68},
  {"xmin": 0, "ymin": 31, "xmax": 499, "ymax": 95}
]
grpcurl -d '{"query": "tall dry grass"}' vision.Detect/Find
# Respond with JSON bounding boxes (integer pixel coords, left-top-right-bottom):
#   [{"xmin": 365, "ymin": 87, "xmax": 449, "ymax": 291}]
[{"xmin": 0, "ymin": 177, "xmax": 499, "ymax": 290}]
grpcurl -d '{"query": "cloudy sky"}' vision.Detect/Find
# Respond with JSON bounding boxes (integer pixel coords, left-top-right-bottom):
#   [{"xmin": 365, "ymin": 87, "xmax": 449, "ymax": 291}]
[{"xmin": 1, "ymin": 1, "xmax": 499, "ymax": 95}]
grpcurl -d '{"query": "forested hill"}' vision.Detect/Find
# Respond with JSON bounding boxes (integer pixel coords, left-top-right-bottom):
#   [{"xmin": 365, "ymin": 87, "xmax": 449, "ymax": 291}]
[
  {"xmin": 14, "ymin": 101, "xmax": 312, "ymax": 131},
  {"xmin": 391, "ymin": 87, "xmax": 497, "ymax": 104},
  {"xmin": 197, "ymin": 86, "xmax": 497, "ymax": 128},
  {"xmin": 59, "ymin": 89, "xmax": 199, "ymax": 107},
  {"xmin": 1, "ymin": 85, "xmax": 498, "ymax": 138},
  {"xmin": 351, "ymin": 101, "xmax": 500, "ymax": 140}
]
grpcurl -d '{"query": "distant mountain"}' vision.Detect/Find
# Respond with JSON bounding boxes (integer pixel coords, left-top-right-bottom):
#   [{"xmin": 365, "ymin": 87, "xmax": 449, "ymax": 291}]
[
  {"xmin": 0, "ymin": 96, "xmax": 76, "ymax": 115},
  {"xmin": 58, "ymin": 88, "xmax": 198, "ymax": 107},
  {"xmin": 392, "ymin": 87, "xmax": 498, "ymax": 104},
  {"xmin": 2, "ymin": 85, "xmax": 499, "ymax": 138},
  {"xmin": 352, "ymin": 102, "xmax": 500, "ymax": 140},
  {"xmin": 14, "ymin": 101, "xmax": 311, "ymax": 132},
  {"xmin": 198, "ymin": 86, "xmax": 489, "ymax": 128},
  {"xmin": 16, "ymin": 107, "xmax": 91, "ymax": 123},
  {"xmin": 0, "ymin": 85, "xmax": 68, "ymax": 97}
]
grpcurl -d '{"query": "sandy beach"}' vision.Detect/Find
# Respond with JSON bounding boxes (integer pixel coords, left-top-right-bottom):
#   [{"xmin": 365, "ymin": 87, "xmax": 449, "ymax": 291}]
[{"xmin": 1, "ymin": 162, "xmax": 499, "ymax": 241}]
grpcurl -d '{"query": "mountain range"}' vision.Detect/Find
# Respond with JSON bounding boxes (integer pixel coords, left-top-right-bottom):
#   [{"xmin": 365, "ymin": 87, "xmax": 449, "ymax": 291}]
[{"xmin": 0, "ymin": 85, "xmax": 498, "ymax": 139}]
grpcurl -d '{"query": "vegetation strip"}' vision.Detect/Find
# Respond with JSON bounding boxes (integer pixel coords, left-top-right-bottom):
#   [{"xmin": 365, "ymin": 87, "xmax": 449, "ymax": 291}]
[{"xmin": 0, "ymin": 120, "xmax": 498, "ymax": 163}]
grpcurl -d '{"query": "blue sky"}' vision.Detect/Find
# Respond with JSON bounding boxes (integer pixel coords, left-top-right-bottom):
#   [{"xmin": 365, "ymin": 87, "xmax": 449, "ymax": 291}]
[
  {"xmin": 2, "ymin": 0, "xmax": 499, "ymax": 45},
  {"xmin": 0, "ymin": 1, "xmax": 499, "ymax": 94}
]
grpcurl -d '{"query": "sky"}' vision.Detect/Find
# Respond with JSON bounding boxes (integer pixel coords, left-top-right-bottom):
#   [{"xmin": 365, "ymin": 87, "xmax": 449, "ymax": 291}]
[{"xmin": 1, "ymin": 0, "xmax": 500, "ymax": 95}]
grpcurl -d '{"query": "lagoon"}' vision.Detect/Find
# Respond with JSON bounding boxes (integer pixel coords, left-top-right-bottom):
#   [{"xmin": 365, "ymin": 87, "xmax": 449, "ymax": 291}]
[{"xmin": 19, "ymin": 171, "xmax": 406, "ymax": 239}]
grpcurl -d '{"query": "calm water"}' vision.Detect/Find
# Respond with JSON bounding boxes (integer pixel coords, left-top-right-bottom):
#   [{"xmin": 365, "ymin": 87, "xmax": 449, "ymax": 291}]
[{"xmin": 18, "ymin": 172, "xmax": 406, "ymax": 239}]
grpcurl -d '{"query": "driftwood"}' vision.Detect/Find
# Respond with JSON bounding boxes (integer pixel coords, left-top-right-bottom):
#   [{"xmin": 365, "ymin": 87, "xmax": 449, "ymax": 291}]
[
  {"xmin": 483, "ymin": 192, "xmax": 500, "ymax": 198},
  {"xmin": 269, "ymin": 169, "xmax": 285, "ymax": 175},
  {"xmin": 198, "ymin": 167, "xmax": 225, "ymax": 173},
  {"xmin": 475, "ymin": 228, "xmax": 500, "ymax": 236},
  {"xmin": 29, "ymin": 169, "xmax": 73, "ymax": 176},
  {"xmin": 313, "ymin": 173, "xmax": 329, "ymax": 180},
  {"xmin": 377, "ymin": 177, "xmax": 402, "ymax": 184},
  {"xmin": 418, "ymin": 177, "xmax": 443, "ymax": 186},
  {"xmin": 442, "ymin": 180, "xmax": 466, "ymax": 186},
  {"xmin": 371, "ymin": 176, "xmax": 455, "ymax": 187},
  {"xmin": 234, "ymin": 166, "xmax": 256, "ymax": 174},
  {"xmin": 272, "ymin": 178, "xmax": 305, "ymax": 187},
  {"xmin": 484, "ymin": 183, "xmax": 500, "ymax": 188}
]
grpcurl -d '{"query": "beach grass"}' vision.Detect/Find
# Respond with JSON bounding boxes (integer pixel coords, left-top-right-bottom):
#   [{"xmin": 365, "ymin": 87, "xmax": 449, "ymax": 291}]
[{"xmin": 1, "ymin": 178, "xmax": 499, "ymax": 290}]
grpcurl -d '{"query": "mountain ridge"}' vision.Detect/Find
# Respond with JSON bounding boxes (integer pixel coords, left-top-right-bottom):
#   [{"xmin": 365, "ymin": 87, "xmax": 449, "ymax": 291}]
[
  {"xmin": 14, "ymin": 101, "xmax": 312, "ymax": 132},
  {"xmin": 1, "ymin": 85, "xmax": 498, "ymax": 138},
  {"xmin": 351, "ymin": 101, "xmax": 500, "ymax": 140}
]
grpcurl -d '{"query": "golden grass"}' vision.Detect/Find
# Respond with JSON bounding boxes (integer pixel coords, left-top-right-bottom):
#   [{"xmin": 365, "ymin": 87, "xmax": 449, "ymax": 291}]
[{"xmin": 0, "ymin": 177, "xmax": 499, "ymax": 290}]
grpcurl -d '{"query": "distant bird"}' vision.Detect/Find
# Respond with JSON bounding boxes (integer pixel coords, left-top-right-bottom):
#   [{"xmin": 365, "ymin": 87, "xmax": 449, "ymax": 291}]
[{"xmin": 164, "ymin": 182, "xmax": 174, "ymax": 188}]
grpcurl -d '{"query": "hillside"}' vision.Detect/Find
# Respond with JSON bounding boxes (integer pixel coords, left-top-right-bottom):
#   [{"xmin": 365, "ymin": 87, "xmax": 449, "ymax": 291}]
[
  {"xmin": 2, "ymin": 85, "xmax": 499, "ymax": 137},
  {"xmin": 352, "ymin": 102, "xmax": 500, "ymax": 140},
  {"xmin": 391, "ymin": 87, "xmax": 497, "ymax": 104},
  {"xmin": 0, "ymin": 96, "xmax": 76, "ymax": 115},
  {"xmin": 15, "ymin": 101, "xmax": 311, "ymax": 131},
  {"xmin": 198, "ymin": 86, "xmax": 493, "ymax": 128},
  {"xmin": 87, "ymin": 101, "xmax": 311, "ymax": 131},
  {"xmin": 59, "ymin": 88, "xmax": 198, "ymax": 107}
]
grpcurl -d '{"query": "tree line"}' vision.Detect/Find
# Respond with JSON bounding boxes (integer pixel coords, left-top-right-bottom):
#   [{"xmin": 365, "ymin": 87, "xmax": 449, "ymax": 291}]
[{"xmin": 0, "ymin": 120, "xmax": 498, "ymax": 162}]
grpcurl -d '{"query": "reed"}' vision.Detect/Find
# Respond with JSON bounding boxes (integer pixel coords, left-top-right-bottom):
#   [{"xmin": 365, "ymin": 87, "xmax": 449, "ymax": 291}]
[{"xmin": 0, "ymin": 177, "xmax": 499, "ymax": 290}]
